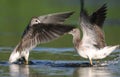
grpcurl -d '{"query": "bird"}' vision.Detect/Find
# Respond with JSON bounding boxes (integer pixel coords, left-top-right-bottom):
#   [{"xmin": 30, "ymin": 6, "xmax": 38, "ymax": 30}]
[
  {"xmin": 9, "ymin": 11, "xmax": 75, "ymax": 64},
  {"xmin": 68, "ymin": 0, "xmax": 120, "ymax": 65}
]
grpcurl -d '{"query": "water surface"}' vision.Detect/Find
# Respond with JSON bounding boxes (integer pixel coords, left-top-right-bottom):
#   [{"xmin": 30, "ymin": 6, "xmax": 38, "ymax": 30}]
[
  {"xmin": 0, "ymin": 0, "xmax": 120, "ymax": 77},
  {"xmin": 0, "ymin": 47, "xmax": 120, "ymax": 77}
]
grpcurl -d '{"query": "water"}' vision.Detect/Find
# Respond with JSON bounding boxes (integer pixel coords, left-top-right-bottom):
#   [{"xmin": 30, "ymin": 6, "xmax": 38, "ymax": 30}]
[
  {"xmin": 0, "ymin": 0, "xmax": 120, "ymax": 77},
  {"xmin": 0, "ymin": 47, "xmax": 120, "ymax": 77},
  {"xmin": 0, "ymin": 59, "xmax": 120, "ymax": 77}
]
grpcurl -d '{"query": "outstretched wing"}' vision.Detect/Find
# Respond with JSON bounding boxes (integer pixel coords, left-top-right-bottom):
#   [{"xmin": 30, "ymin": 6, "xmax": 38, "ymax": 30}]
[
  {"xmin": 16, "ymin": 23, "xmax": 75, "ymax": 52},
  {"xmin": 38, "ymin": 11, "xmax": 74, "ymax": 24},
  {"xmin": 80, "ymin": 2, "xmax": 107, "ymax": 48},
  {"xmin": 90, "ymin": 4, "xmax": 107, "ymax": 48},
  {"xmin": 9, "ymin": 11, "xmax": 75, "ymax": 63},
  {"xmin": 90, "ymin": 4, "xmax": 107, "ymax": 28},
  {"xmin": 14, "ymin": 11, "xmax": 75, "ymax": 52}
]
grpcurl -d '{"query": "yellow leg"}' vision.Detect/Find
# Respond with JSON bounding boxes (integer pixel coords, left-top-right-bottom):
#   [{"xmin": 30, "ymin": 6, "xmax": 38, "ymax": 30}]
[
  {"xmin": 89, "ymin": 58, "xmax": 93, "ymax": 65},
  {"xmin": 24, "ymin": 60, "xmax": 29, "ymax": 65},
  {"xmin": 22, "ymin": 57, "xmax": 29, "ymax": 65},
  {"xmin": 24, "ymin": 51, "xmax": 29, "ymax": 65}
]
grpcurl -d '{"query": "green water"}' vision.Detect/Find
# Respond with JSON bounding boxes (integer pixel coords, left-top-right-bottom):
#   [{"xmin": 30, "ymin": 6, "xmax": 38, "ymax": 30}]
[{"xmin": 0, "ymin": 0, "xmax": 120, "ymax": 77}]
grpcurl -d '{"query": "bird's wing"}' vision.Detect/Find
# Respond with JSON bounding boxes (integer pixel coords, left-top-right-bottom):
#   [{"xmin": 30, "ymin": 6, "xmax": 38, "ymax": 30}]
[
  {"xmin": 37, "ymin": 11, "xmax": 74, "ymax": 24},
  {"xmin": 90, "ymin": 4, "xmax": 107, "ymax": 48},
  {"xmin": 80, "ymin": 1, "xmax": 107, "ymax": 48},
  {"xmin": 16, "ymin": 23, "xmax": 75, "ymax": 52},
  {"xmin": 90, "ymin": 4, "xmax": 107, "ymax": 28}
]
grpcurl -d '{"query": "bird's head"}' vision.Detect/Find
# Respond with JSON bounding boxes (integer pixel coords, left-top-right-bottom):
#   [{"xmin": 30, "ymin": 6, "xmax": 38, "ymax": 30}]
[
  {"xmin": 30, "ymin": 17, "xmax": 41, "ymax": 26},
  {"xmin": 68, "ymin": 28, "xmax": 80, "ymax": 37}
]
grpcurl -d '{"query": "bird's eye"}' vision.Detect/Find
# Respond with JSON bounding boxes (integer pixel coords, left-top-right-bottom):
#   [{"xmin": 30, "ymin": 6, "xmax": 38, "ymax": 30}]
[{"xmin": 35, "ymin": 20, "xmax": 38, "ymax": 22}]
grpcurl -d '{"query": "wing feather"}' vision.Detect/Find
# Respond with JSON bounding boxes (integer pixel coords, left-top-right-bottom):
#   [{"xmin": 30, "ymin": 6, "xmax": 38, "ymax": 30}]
[
  {"xmin": 80, "ymin": 3, "xmax": 107, "ymax": 48},
  {"xmin": 38, "ymin": 11, "xmax": 74, "ymax": 24},
  {"xmin": 16, "ymin": 23, "xmax": 75, "ymax": 51},
  {"xmin": 90, "ymin": 4, "xmax": 107, "ymax": 27}
]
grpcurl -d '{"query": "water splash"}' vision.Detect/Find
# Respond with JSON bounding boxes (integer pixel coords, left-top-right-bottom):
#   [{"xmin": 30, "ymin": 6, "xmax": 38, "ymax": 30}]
[
  {"xmin": 96, "ymin": 49, "xmax": 120, "ymax": 66},
  {"xmin": 0, "ymin": 47, "xmax": 120, "ymax": 67}
]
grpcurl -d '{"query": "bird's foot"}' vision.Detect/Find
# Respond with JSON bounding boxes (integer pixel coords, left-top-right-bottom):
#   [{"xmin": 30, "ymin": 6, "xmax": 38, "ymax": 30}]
[{"xmin": 24, "ymin": 61, "xmax": 29, "ymax": 65}]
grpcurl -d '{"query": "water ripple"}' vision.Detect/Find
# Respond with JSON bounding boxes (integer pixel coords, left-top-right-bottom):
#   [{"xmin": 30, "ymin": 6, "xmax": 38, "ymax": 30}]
[
  {"xmin": 0, "ymin": 47, "xmax": 75, "ymax": 53},
  {"xmin": 33, "ymin": 47, "xmax": 75, "ymax": 53}
]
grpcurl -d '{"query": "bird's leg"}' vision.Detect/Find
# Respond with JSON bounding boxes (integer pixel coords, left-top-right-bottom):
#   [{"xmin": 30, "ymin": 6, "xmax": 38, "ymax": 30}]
[
  {"xmin": 89, "ymin": 58, "xmax": 93, "ymax": 66},
  {"xmin": 21, "ymin": 57, "xmax": 28, "ymax": 65},
  {"xmin": 23, "ymin": 51, "xmax": 29, "ymax": 65},
  {"xmin": 24, "ymin": 60, "xmax": 28, "ymax": 65},
  {"xmin": 87, "ymin": 56, "xmax": 93, "ymax": 66}
]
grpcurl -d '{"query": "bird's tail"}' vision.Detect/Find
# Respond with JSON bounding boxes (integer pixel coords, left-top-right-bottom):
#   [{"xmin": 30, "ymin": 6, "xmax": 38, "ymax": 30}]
[{"xmin": 95, "ymin": 45, "xmax": 120, "ymax": 59}]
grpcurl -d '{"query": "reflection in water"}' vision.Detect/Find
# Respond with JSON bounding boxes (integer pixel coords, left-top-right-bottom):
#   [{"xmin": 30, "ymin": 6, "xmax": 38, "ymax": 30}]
[
  {"xmin": 73, "ymin": 67, "xmax": 113, "ymax": 77},
  {"xmin": 8, "ymin": 62, "xmax": 119, "ymax": 77},
  {"xmin": 9, "ymin": 64, "xmax": 29, "ymax": 77},
  {"xmin": 9, "ymin": 64, "xmax": 47, "ymax": 77},
  {"xmin": 9, "ymin": 64, "xmax": 113, "ymax": 77}
]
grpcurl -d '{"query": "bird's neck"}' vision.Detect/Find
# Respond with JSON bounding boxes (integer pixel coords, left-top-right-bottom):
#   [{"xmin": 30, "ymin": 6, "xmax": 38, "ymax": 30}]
[{"xmin": 73, "ymin": 34, "xmax": 81, "ymax": 49}]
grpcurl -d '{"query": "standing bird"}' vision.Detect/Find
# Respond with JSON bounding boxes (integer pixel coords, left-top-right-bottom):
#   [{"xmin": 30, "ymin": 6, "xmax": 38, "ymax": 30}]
[
  {"xmin": 69, "ymin": 0, "xmax": 120, "ymax": 65},
  {"xmin": 9, "ymin": 11, "xmax": 75, "ymax": 64}
]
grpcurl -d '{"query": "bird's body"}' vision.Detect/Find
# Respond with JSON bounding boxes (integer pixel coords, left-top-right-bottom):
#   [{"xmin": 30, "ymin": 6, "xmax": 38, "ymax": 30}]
[
  {"xmin": 76, "ymin": 42, "xmax": 119, "ymax": 59},
  {"xmin": 9, "ymin": 11, "xmax": 75, "ymax": 64},
  {"xmin": 69, "ymin": 0, "xmax": 120, "ymax": 65},
  {"xmin": 73, "ymin": 33, "xmax": 119, "ymax": 65}
]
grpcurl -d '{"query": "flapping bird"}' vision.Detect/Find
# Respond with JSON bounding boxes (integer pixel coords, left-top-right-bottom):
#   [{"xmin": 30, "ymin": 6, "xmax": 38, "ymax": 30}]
[
  {"xmin": 69, "ymin": 0, "xmax": 120, "ymax": 65},
  {"xmin": 9, "ymin": 11, "xmax": 75, "ymax": 64}
]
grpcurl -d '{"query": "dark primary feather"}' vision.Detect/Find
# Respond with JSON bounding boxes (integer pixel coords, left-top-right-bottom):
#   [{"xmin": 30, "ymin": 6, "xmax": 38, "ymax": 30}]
[
  {"xmin": 38, "ymin": 11, "xmax": 74, "ymax": 24},
  {"xmin": 80, "ymin": 0, "xmax": 89, "ymax": 22},
  {"xmin": 90, "ymin": 4, "xmax": 107, "ymax": 27},
  {"xmin": 80, "ymin": 1, "xmax": 107, "ymax": 28},
  {"xmin": 80, "ymin": 0, "xmax": 92, "ymax": 32},
  {"xmin": 80, "ymin": 0, "xmax": 84, "ymax": 12},
  {"xmin": 16, "ymin": 23, "xmax": 75, "ymax": 51}
]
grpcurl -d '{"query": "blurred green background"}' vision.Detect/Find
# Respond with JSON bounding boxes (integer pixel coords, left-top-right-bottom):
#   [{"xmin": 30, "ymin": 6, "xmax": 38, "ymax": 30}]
[{"xmin": 0, "ymin": 0, "xmax": 120, "ymax": 48}]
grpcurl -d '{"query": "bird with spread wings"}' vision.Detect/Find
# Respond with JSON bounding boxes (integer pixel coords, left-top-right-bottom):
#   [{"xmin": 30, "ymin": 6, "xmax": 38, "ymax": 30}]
[
  {"xmin": 9, "ymin": 11, "xmax": 75, "ymax": 64},
  {"xmin": 69, "ymin": 0, "xmax": 120, "ymax": 65}
]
